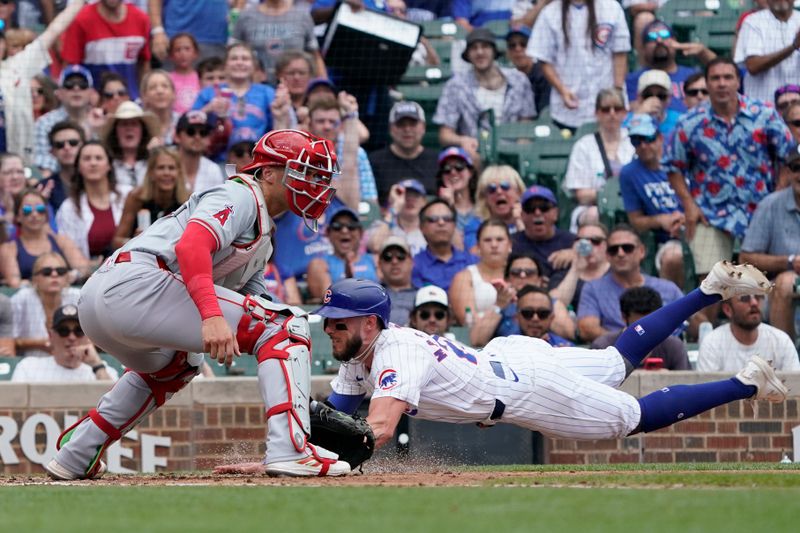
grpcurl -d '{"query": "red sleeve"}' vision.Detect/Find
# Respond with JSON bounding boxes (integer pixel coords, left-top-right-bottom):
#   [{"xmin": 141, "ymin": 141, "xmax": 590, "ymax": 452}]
[
  {"xmin": 60, "ymin": 10, "xmax": 86, "ymax": 64},
  {"xmin": 175, "ymin": 222, "xmax": 223, "ymax": 320},
  {"xmin": 137, "ymin": 9, "xmax": 152, "ymax": 61}
]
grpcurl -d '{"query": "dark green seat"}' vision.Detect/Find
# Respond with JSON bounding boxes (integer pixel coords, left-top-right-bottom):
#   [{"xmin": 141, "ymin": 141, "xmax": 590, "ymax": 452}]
[
  {"xmin": 429, "ymin": 39, "xmax": 455, "ymax": 65},
  {"xmin": 518, "ymin": 137, "xmax": 575, "ymax": 183},
  {"xmin": 691, "ymin": 16, "xmax": 738, "ymax": 57},
  {"xmin": 0, "ymin": 356, "xmax": 19, "ymax": 381},
  {"xmin": 421, "ymin": 20, "xmax": 465, "ymax": 39},
  {"xmin": 482, "ymin": 19, "xmax": 511, "ymax": 38},
  {"xmin": 395, "ymin": 84, "xmax": 443, "ymax": 122},
  {"xmin": 659, "ymin": 0, "xmax": 718, "ymax": 43},
  {"xmin": 100, "ymin": 353, "xmax": 126, "ymax": 376},
  {"xmin": 400, "ymin": 63, "xmax": 452, "ymax": 85},
  {"xmin": 597, "ymin": 177, "xmax": 627, "ymax": 229},
  {"xmin": 679, "ymin": 235, "xmax": 699, "ymax": 293}
]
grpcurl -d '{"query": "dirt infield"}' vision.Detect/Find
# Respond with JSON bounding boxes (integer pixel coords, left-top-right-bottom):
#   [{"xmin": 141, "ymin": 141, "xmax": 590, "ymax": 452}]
[
  {"xmin": 4, "ymin": 464, "xmax": 798, "ymax": 488},
  {"xmin": 0, "ymin": 470, "xmax": 541, "ymax": 487}
]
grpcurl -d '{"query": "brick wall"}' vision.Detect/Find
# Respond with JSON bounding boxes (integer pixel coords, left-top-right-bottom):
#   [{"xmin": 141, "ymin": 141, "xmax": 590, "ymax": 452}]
[{"xmin": 1, "ymin": 373, "xmax": 798, "ymax": 474}]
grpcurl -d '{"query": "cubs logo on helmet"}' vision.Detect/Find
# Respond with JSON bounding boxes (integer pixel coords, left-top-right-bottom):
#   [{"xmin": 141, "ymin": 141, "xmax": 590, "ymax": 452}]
[
  {"xmin": 378, "ymin": 369, "xmax": 398, "ymax": 391},
  {"xmin": 323, "ymin": 289, "xmax": 332, "ymax": 304}
]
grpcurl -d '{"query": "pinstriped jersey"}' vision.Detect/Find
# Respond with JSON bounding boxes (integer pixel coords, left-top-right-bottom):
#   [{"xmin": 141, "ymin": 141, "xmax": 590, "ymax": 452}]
[
  {"xmin": 331, "ymin": 325, "xmax": 537, "ymax": 424},
  {"xmin": 121, "ymin": 175, "xmax": 273, "ymax": 292}
]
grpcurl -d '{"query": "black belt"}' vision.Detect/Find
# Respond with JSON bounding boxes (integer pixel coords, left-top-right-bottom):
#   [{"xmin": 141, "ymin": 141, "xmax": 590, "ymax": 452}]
[{"xmin": 490, "ymin": 399, "xmax": 505, "ymax": 421}]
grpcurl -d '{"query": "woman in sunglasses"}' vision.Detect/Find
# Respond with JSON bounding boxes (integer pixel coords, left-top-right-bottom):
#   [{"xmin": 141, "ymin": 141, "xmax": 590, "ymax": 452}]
[
  {"xmin": 97, "ymin": 73, "xmax": 131, "ymax": 118},
  {"xmin": 564, "ymin": 88, "xmax": 634, "ymax": 232},
  {"xmin": 436, "ymin": 146, "xmax": 479, "ymax": 238},
  {"xmin": 470, "ymin": 251, "xmax": 574, "ymax": 347},
  {"xmin": 550, "ymin": 221, "xmax": 610, "ymax": 314},
  {"xmin": 112, "ymin": 147, "xmax": 189, "ymax": 249},
  {"xmin": 10, "ymin": 251, "xmax": 80, "ymax": 358},
  {"xmin": 467, "ymin": 165, "xmax": 526, "ymax": 252},
  {"xmin": 0, "ymin": 188, "xmax": 88, "ymax": 288}
]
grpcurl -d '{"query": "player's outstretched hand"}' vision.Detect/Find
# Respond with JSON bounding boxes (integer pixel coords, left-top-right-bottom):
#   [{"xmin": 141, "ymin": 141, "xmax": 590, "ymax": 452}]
[{"xmin": 202, "ymin": 316, "xmax": 240, "ymax": 366}]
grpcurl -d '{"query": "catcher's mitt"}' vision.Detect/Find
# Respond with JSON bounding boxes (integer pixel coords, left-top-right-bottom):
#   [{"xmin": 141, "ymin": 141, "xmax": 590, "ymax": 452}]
[{"xmin": 309, "ymin": 401, "xmax": 375, "ymax": 470}]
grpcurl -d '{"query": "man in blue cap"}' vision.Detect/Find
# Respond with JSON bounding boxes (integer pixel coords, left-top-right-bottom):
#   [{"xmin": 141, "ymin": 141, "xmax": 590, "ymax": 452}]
[
  {"xmin": 620, "ymin": 114, "xmax": 685, "ymax": 288},
  {"xmin": 511, "ymin": 185, "xmax": 576, "ymax": 288},
  {"xmin": 34, "ymin": 65, "xmax": 96, "ymax": 176}
]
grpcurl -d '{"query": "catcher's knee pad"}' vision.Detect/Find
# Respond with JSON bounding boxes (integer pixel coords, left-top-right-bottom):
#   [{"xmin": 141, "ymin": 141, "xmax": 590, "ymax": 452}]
[
  {"xmin": 136, "ymin": 351, "xmax": 203, "ymax": 407},
  {"xmin": 236, "ymin": 294, "xmax": 308, "ymax": 354},
  {"xmin": 256, "ymin": 315, "xmax": 313, "ymax": 453}
]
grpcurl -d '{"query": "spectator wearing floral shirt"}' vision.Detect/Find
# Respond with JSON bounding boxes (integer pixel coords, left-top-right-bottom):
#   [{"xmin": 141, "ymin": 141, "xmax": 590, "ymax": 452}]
[{"xmin": 664, "ymin": 58, "xmax": 794, "ymax": 275}]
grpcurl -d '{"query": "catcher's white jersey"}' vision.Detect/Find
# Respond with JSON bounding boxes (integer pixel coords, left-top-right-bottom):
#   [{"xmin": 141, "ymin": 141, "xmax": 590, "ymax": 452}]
[
  {"xmin": 121, "ymin": 174, "xmax": 272, "ymax": 293},
  {"xmin": 332, "ymin": 326, "xmax": 642, "ymax": 439}
]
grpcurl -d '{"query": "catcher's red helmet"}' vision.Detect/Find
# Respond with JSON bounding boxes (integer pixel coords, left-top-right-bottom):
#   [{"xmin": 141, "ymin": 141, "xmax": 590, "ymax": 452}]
[{"xmin": 241, "ymin": 129, "xmax": 338, "ymax": 230}]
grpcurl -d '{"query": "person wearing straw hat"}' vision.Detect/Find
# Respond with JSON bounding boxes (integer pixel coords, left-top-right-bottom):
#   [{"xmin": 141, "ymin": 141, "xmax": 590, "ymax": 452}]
[{"xmin": 101, "ymin": 100, "xmax": 161, "ymax": 187}]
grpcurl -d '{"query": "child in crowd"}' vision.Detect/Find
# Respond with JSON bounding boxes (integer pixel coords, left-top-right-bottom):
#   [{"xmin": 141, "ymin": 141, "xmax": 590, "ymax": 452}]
[
  {"xmin": 197, "ymin": 56, "xmax": 225, "ymax": 89},
  {"xmin": 168, "ymin": 33, "xmax": 200, "ymax": 115}
]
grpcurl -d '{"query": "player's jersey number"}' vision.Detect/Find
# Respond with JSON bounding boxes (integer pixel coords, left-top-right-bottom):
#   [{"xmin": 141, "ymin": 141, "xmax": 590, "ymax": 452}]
[{"xmin": 427, "ymin": 335, "xmax": 478, "ymax": 365}]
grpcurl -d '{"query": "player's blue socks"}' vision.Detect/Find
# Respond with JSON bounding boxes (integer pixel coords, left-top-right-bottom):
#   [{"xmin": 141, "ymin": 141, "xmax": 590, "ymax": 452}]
[
  {"xmin": 635, "ymin": 378, "xmax": 756, "ymax": 433},
  {"xmin": 614, "ymin": 288, "xmax": 720, "ymax": 368}
]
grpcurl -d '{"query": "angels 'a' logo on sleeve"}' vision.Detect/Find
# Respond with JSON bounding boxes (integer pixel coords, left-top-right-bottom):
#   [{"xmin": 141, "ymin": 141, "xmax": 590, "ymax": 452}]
[
  {"xmin": 212, "ymin": 204, "xmax": 234, "ymax": 226},
  {"xmin": 378, "ymin": 368, "xmax": 399, "ymax": 390}
]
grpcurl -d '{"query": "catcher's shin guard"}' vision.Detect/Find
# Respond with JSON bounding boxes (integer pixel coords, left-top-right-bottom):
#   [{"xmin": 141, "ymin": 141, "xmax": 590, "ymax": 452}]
[
  {"xmin": 256, "ymin": 315, "xmax": 314, "ymax": 461},
  {"xmin": 50, "ymin": 351, "xmax": 201, "ymax": 479}
]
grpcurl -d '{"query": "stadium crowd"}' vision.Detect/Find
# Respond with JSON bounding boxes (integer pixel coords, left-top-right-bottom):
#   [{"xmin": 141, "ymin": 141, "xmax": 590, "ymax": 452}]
[{"xmin": 1, "ymin": 0, "xmax": 799, "ymax": 382}]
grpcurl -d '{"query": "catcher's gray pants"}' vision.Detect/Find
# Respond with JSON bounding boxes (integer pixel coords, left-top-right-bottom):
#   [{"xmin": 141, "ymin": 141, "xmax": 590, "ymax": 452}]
[{"xmin": 54, "ymin": 252, "xmax": 313, "ymax": 477}]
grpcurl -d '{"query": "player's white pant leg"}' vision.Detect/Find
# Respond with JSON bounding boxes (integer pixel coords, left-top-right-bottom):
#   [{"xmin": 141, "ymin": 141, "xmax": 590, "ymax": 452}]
[
  {"xmin": 551, "ymin": 346, "xmax": 627, "ymax": 388},
  {"xmin": 485, "ymin": 336, "xmax": 627, "ymax": 387},
  {"xmin": 501, "ymin": 352, "xmax": 641, "ymax": 439}
]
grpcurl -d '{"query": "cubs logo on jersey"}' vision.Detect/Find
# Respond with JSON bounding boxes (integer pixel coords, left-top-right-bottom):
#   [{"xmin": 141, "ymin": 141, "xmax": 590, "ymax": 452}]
[
  {"xmin": 378, "ymin": 369, "xmax": 398, "ymax": 391},
  {"xmin": 593, "ymin": 23, "xmax": 614, "ymax": 50}
]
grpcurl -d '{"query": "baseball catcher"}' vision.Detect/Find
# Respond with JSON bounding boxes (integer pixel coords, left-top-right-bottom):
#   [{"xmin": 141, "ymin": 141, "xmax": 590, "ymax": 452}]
[{"xmin": 47, "ymin": 130, "xmax": 352, "ymax": 479}]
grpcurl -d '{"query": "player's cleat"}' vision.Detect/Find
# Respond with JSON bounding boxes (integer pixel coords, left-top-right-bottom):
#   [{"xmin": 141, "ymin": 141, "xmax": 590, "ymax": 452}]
[
  {"xmin": 264, "ymin": 444, "xmax": 351, "ymax": 477},
  {"xmin": 45, "ymin": 458, "xmax": 107, "ymax": 481},
  {"xmin": 735, "ymin": 355, "xmax": 788, "ymax": 403},
  {"xmin": 700, "ymin": 261, "xmax": 772, "ymax": 299}
]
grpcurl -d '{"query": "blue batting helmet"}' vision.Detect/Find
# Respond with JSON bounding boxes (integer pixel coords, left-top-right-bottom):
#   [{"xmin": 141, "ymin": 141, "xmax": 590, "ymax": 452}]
[{"xmin": 314, "ymin": 279, "xmax": 391, "ymax": 328}]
